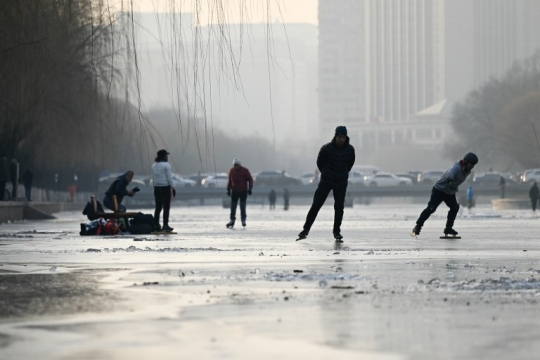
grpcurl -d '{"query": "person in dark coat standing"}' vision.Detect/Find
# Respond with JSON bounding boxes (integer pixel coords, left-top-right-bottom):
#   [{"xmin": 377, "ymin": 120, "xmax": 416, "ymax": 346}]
[
  {"xmin": 529, "ymin": 182, "xmax": 539, "ymax": 212},
  {"xmin": 268, "ymin": 189, "xmax": 276, "ymax": 210},
  {"xmin": 226, "ymin": 158, "xmax": 253, "ymax": 228},
  {"xmin": 297, "ymin": 126, "xmax": 356, "ymax": 241},
  {"xmin": 499, "ymin": 175, "xmax": 506, "ymax": 199},
  {"xmin": 9, "ymin": 159, "xmax": 19, "ymax": 200},
  {"xmin": 283, "ymin": 188, "xmax": 290, "ymax": 211},
  {"xmin": 0, "ymin": 156, "xmax": 8, "ymax": 201},
  {"xmin": 22, "ymin": 167, "xmax": 33, "ymax": 201}
]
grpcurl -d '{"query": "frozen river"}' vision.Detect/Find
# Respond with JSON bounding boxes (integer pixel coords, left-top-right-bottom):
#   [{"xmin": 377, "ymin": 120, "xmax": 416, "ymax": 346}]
[{"xmin": 1, "ymin": 203, "xmax": 540, "ymax": 359}]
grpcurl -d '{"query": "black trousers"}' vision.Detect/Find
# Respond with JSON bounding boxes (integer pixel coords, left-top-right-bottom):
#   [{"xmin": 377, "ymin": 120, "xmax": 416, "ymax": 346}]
[
  {"xmin": 532, "ymin": 197, "xmax": 538, "ymax": 212},
  {"xmin": 416, "ymin": 188, "xmax": 459, "ymax": 228},
  {"xmin": 154, "ymin": 186, "xmax": 172, "ymax": 226},
  {"xmin": 230, "ymin": 191, "xmax": 248, "ymax": 221},
  {"xmin": 303, "ymin": 180, "xmax": 347, "ymax": 233}
]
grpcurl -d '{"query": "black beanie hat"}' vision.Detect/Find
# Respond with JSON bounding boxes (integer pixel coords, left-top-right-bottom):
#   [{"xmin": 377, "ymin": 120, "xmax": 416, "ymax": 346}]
[
  {"xmin": 463, "ymin": 152, "xmax": 478, "ymax": 165},
  {"xmin": 335, "ymin": 126, "xmax": 347, "ymax": 137}
]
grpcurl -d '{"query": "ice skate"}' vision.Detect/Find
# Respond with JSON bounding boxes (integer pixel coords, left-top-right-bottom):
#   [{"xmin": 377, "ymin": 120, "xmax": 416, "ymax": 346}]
[
  {"xmin": 296, "ymin": 229, "xmax": 309, "ymax": 241},
  {"xmin": 226, "ymin": 220, "xmax": 235, "ymax": 229},
  {"xmin": 410, "ymin": 224, "xmax": 421, "ymax": 239},
  {"xmin": 440, "ymin": 227, "xmax": 461, "ymax": 239},
  {"xmin": 241, "ymin": 220, "xmax": 246, "ymax": 228},
  {"xmin": 333, "ymin": 231, "xmax": 344, "ymax": 243}
]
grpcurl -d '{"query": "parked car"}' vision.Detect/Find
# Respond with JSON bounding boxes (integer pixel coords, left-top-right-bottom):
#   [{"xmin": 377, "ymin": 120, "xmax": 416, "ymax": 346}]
[
  {"xmin": 396, "ymin": 173, "xmax": 417, "ymax": 184},
  {"xmin": 300, "ymin": 172, "xmax": 317, "ymax": 185},
  {"xmin": 417, "ymin": 170, "xmax": 445, "ymax": 185},
  {"xmin": 473, "ymin": 172, "xmax": 514, "ymax": 186},
  {"xmin": 172, "ymin": 174, "xmax": 197, "ymax": 188},
  {"xmin": 348, "ymin": 171, "xmax": 365, "ymax": 186},
  {"xmin": 255, "ymin": 171, "xmax": 302, "ymax": 187},
  {"xmin": 351, "ymin": 165, "xmax": 381, "ymax": 176},
  {"xmin": 187, "ymin": 173, "xmax": 209, "ymax": 186},
  {"xmin": 521, "ymin": 169, "xmax": 540, "ymax": 184},
  {"xmin": 201, "ymin": 173, "xmax": 229, "ymax": 189},
  {"xmin": 364, "ymin": 172, "xmax": 412, "ymax": 187}
]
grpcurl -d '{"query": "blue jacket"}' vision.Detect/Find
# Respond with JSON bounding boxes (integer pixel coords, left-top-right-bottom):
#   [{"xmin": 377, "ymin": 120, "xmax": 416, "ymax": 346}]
[{"xmin": 105, "ymin": 173, "xmax": 130, "ymax": 203}]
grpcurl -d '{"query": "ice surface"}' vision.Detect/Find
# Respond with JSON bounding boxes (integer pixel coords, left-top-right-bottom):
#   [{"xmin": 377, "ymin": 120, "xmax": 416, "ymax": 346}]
[{"xmin": 1, "ymin": 203, "xmax": 540, "ymax": 359}]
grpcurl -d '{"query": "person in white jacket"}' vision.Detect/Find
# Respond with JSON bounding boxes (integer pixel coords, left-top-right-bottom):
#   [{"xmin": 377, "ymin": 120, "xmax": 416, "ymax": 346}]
[{"xmin": 152, "ymin": 149, "xmax": 176, "ymax": 232}]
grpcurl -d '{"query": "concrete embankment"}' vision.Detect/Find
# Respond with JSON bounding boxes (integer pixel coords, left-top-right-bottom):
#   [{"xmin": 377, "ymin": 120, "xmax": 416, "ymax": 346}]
[{"xmin": 0, "ymin": 202, "xmax": 84, "ymax": 223}]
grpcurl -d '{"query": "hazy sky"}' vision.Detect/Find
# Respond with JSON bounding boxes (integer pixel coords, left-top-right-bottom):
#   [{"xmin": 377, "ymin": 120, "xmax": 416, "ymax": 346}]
[{"xmin": 123, "ymin": 0, "xmax": 318, "ymax": 25}]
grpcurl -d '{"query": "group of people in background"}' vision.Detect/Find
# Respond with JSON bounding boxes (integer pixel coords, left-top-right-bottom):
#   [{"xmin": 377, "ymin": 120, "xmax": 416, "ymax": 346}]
[
  {"xmin": 98, "ymin": 125, "xmax": 540, "ymax": 240},
  {"xmin": 267, "ymin": 188, "xmax": 290, "ymax": 211},
  {"xmin": 0, "ymin": 156, "xmax": 33, "ymax": 202}
]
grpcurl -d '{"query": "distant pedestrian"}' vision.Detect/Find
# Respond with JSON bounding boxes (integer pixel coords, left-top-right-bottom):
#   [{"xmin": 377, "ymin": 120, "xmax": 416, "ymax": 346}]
[
  {"xmin": 0, "ymin": 156, "xmax": 8, "ymax": 201},
  {"xmin": 411, "ymin": 152, "xmax": 478, "ymax": 238},
  {"xmin": 9, "ymin": 159, "xmax": 19, "ymax": 200},
  {"xmin": 499, "ymin": 175, "xmax": 506, "ymax": 199},
  {"xmin": 22, "ymin": 167, "xmax": 33, "ymax": 201},
  {"xmin": 226, "ymin": 158, "xmax": 253, "ymax": 228},
  {"xmin": 268, "ymin": 189, "xmax": 276, "ymax": 210},
  {"xmin": 297, "ymin": 126, "xmax": 356, "ymax": 242},
  {"xmin": 466, "ymin": 185, "xmax": 474, "ymax": 212},
  {"xmin": 152, "ymin": 149, "xmax": 176, "ymax": 232},
  {"xmin": 529, "ymin": 182, "xmax": 539, "ymax": 212},
  {"xmin": 283, "ymin": 188, "xmax": 290, "ymax": 211}
]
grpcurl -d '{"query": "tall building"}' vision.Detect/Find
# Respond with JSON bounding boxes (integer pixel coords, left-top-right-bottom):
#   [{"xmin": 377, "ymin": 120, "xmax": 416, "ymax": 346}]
[{"xmin": 319, "ymin": 0, "xmax": 540, "ymax": 162}]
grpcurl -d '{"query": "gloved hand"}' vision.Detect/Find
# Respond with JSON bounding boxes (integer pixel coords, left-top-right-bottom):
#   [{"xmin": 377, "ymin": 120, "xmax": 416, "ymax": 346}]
[
  {"xmin": 248, "ymin": 189, "xmax": 252, "ymax": 196},
  {"xmin": 132, "ymin": 187, "xmax": 140, "ymax": 193},
  {"xmin": 227, "ymin": 190, "xmax": 231, "ymax": 197},
  {"xmin": 172, "ymin": 189, "xmax": 176, "ymax": 198},
  {"xmin": 448, "ymin": 180, "xmax": 457, "ymax": 191}
]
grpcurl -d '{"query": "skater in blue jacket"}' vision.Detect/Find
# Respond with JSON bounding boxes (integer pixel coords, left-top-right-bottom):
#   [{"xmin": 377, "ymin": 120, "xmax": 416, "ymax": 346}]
[{"xmin": 411, "ymin": 152, "xmax": 478, "ymax": 237}]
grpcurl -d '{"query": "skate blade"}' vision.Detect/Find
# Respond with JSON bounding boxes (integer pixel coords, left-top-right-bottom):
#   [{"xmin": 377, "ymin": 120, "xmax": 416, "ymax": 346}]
[
  {"xmin": 296, "ymin": 236, "xmax": 307, "ymax": 241},
  {"xmin": 334, "ymin": 238, "xmax": 344, "ymax": 243},
  {"xmin": 440, "ymin": 235, "xmax": 461, "ymax": 239},
  {"xmin": 151, "ymin": 231, "xmax": 177, "ymax": 235}
]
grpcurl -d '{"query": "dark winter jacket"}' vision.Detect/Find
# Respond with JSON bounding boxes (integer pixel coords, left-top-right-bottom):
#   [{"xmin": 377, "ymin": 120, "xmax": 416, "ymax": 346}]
[
  {"xmin": 22, "ymin": 169, "xmax": 33, "ymax": 186},
  {"xmin": 105, "ymin": 173, "xmax": 131, "ymax": 203},
  {"xmin": 227, "ymin": 166, "xmax": 253, "ymax": 193},
  {"xmin": 316, "ymin": 136, "xmax": 356, "ymax": 186},
  {"xmin": 530, "ymin": 184, "xmax": 539, "ymax": 199}
]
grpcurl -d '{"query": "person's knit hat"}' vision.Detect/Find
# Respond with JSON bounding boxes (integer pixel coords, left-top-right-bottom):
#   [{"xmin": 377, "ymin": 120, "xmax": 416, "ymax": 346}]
[
  {"xmin": 463, "ymin": 152, "xmax": 478, "ymax": 165},
  {"xmin": 335, "ymin": 126, "xmax": 348, "ymax": 137},
  {"xmin": 232, "ymin": 158, "xmax": 241, "ymax": 165}
]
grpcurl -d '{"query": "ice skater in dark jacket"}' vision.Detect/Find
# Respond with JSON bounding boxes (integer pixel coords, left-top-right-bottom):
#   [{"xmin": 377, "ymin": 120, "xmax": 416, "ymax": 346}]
[
  {"xmin": 226, "ymin": 158, "xmax": 254, "ymax": 228},
  {"xmin": 411, "ymin": 152, "xmax": 478, "ymax": 238},
  {"xmin": 297, "ymin": 126, "xmax": 355, "ymax": 242}
]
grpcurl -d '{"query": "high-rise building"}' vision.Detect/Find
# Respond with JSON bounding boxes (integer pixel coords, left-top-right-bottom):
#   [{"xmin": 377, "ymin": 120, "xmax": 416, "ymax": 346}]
[{"xmin": 319, "ymin": 0, "xmax": 540, "ymax": 158}]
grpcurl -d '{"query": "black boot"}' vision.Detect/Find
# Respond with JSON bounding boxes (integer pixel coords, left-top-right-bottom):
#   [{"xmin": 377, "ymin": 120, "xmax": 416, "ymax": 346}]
[
  {"xmin": 297, "ymin": 229, "xmax": 309, "ymax": 240},
  {"xmin": 226, "ymin": 220, "xmax": 235, "ymax": 229},
  {"xmin": 411, "ymin": 224, "xmax": 422, "ymax": 238},
  {"xmin": 444, "ymin": 227, "xmax": 458, "ymax": 236}
]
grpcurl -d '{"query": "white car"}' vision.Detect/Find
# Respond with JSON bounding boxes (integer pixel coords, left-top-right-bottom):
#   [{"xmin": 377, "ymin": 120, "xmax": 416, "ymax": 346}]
[
  {"xmin": 201, "ymin": 173, "xmax": 229, "ymax": 189},
  {"xmin": 300, "ymin": 173, "xmax": 316, "ymax": 185},
  {"xmin": 348, "ymin": 171, "xmax": 365, "ymax": 185},
  {"xmin": 521, "ymin": 169, "xmax": 540, "ymax": 184},
  {"xmin": 172, "ymin": 175, "xmax": 197, "ymax": 188},
  {"xmin": 364, "ymin": 172, "xmax": 413, "ymax": 187}
]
